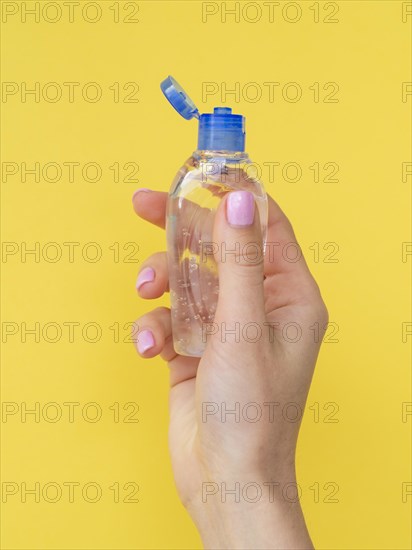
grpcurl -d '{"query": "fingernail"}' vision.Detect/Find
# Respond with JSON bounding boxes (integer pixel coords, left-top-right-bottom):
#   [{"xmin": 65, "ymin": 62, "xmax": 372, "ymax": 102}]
[
  {"xmin": 137, "ymin": 329, "xmax": 155, "ymax": 354},
  {"xmin": 136, "ymin": 267, "xmax": 155, "ymax": 291},
  {"xmin": 132, "ymin": 188, "xmax": 151, "ymax": 201},
  {"xmin": 226, "ymin": 191, "xmax": 255, "ymax": 227}
]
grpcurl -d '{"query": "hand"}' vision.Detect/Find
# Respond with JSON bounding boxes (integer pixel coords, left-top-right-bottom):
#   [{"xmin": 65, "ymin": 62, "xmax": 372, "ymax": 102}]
[{"xmin": 132, "ymin": 188, "xmax": 328, "ymax": 550}]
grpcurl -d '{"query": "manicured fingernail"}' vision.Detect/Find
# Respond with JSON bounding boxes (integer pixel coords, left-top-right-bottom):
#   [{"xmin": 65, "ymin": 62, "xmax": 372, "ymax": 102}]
[
  {"xmin": 137, "ymin": 329, "xmax": 155, "ymax": 354},
  {"xmin": 226, "ymin": 191, "xmax": 255, "ymax": 227},
  {"xmin": 136, "ymin": 267, "xmax": 155, "ymax": 291},
  {"xmin": 132, "ymin": 188, "xmax": 151, "ymax": 201}
]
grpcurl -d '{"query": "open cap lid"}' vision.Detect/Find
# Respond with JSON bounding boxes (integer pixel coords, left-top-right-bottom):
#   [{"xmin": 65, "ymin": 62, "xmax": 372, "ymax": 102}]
[{"xmin": 160, "ymin": 76, "xmax": 199, "ymax": 120}]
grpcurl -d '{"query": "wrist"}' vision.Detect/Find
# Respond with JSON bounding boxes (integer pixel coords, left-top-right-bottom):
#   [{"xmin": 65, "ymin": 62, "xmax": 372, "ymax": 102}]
[{"xmin": 187, "ymin": 472, "xmax": 313, "ymax": 550}]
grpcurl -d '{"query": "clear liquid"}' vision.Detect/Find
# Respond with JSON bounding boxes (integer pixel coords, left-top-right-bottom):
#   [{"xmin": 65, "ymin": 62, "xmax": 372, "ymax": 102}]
[{"xmin": 166, "ymin": 150, "xmax": 268, "ymax": 357}]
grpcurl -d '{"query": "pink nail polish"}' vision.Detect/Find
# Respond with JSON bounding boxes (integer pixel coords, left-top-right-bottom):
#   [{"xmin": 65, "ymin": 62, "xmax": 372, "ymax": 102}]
[
  {"xmin": 226, "ymin": 191, "xmax": 255, "ymax": 227},
  {"xmin": 136, "ymin": 267, "xmax": 155, "ymax": 291},
  {"xmin": 137, "ymin": 329, "xmax": 155, "ymax": 354},
  {"xmin": 132, "ymin": 188, "xmax": 151, "ymax": 201}
]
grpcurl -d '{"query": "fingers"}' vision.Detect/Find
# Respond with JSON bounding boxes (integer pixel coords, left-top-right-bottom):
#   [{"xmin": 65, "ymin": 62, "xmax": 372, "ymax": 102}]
[
  {"xmin": 132, "ymin": 188, "xmax": 320, "ymax": 328},
  {"xmin": 212, "ymin": 191, "xmax": 266, "ymax": 327},
  {"xmin": 133, "ymin": 306, "xmax": 200, "ymax": 385},
  {"xmin": 132, "ymin": 188, "xmax": 304, "ymax": 284},
  {"xmin": 133, "ymin": 306, "xmax": 172, "ymax": 357},
  {"xmin": 132, "ymin": 189, "xmax": 214, "ymax": 250},
  {"xmin": 131, "ymin": 189, "xmax": 310, "ymax": 282},
  {"xmin": 135, "ymin": 252, "xmax": 169, "ymax": 298},
  {"xmin": 132, "ymin": 189, "xmax": 167, "ymax": 229}
]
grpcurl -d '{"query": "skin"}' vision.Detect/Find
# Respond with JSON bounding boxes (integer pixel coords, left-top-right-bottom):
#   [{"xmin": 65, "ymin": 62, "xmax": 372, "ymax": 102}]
[{"xmin": 132, "ymin": 189, "xmax": 328, "ymax": 550}]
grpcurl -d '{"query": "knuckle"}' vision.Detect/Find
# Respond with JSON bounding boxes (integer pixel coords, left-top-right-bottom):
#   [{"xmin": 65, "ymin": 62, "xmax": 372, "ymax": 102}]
[
  {"xmin": 153, "ymin": 306, "xmax": 170, "ymax": 317},
  {"xmin": 217, "ymin": 239, "xmax": 265, "ymax": 268}
]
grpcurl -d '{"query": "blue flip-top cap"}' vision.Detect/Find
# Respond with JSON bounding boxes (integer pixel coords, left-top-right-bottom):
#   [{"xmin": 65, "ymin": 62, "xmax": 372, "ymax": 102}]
[
  {"xmin": 160, "ymin": 76, "xmax": 199, "ymax": 120},
  {"xmin": 198, "ymin": 107, "xmax": 245, "ymax": 152},
  {"xmin": 160, "ymin": 76, "xmax": 245, "ymax": 152}
]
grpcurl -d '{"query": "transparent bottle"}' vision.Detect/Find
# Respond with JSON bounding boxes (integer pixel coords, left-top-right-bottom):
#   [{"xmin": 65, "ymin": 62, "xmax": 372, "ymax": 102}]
[{"xmin": 161, "ymin": 77, "xmax": 268, "ymax": 357}]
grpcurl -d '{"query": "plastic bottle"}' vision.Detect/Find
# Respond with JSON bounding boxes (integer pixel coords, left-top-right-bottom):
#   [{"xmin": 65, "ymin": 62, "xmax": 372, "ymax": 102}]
[{"xmin": 161, "ymin": 76, "xmax": 268, "ymax": 357}]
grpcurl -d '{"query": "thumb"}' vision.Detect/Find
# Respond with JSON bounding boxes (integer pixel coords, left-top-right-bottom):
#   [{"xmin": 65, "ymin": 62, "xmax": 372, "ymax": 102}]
[{"xmin": 212, "ymin": 190, "xmax": 266, "ymax": 327}]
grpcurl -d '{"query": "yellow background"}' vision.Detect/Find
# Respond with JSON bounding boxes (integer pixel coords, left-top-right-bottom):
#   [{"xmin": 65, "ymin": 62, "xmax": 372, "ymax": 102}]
[{"xmin": 1, "ymin": 0, "xmax": 411, "ymax": 548}]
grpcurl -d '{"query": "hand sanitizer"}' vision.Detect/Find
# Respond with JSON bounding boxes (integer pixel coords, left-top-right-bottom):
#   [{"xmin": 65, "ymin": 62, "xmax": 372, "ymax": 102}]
[{"xmin": 161, "ymin": 76, "xmax": 268, "ymax": 357}]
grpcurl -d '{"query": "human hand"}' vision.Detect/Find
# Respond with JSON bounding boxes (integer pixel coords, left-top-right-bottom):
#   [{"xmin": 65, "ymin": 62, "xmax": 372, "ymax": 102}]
[{"xmin": 132, "ymin": 189, "xmax": 328, "ymax": 550}]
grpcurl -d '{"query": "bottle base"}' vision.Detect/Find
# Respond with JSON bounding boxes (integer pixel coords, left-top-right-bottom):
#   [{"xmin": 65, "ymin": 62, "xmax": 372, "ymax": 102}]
[{"xmin": 173, "ymin": 339, "xmax": 204, "ymax": 358}]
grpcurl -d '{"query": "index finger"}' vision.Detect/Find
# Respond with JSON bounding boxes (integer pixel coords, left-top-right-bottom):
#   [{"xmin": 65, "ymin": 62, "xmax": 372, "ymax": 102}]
[{"xmin": 132, "ymin": 189, "xmax": 168, "ymax": 229}]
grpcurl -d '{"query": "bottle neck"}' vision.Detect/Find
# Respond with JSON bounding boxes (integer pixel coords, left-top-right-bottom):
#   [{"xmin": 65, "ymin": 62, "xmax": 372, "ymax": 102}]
[{"xmin": 193, "ymin": 150, "xmax": 249, "ymax": 162}]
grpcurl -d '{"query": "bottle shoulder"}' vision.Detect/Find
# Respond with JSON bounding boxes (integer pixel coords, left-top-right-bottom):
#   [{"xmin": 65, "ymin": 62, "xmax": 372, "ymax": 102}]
[{"xmin": 169, "ymin": 151, "xmax": 266, "ymax": 198}]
